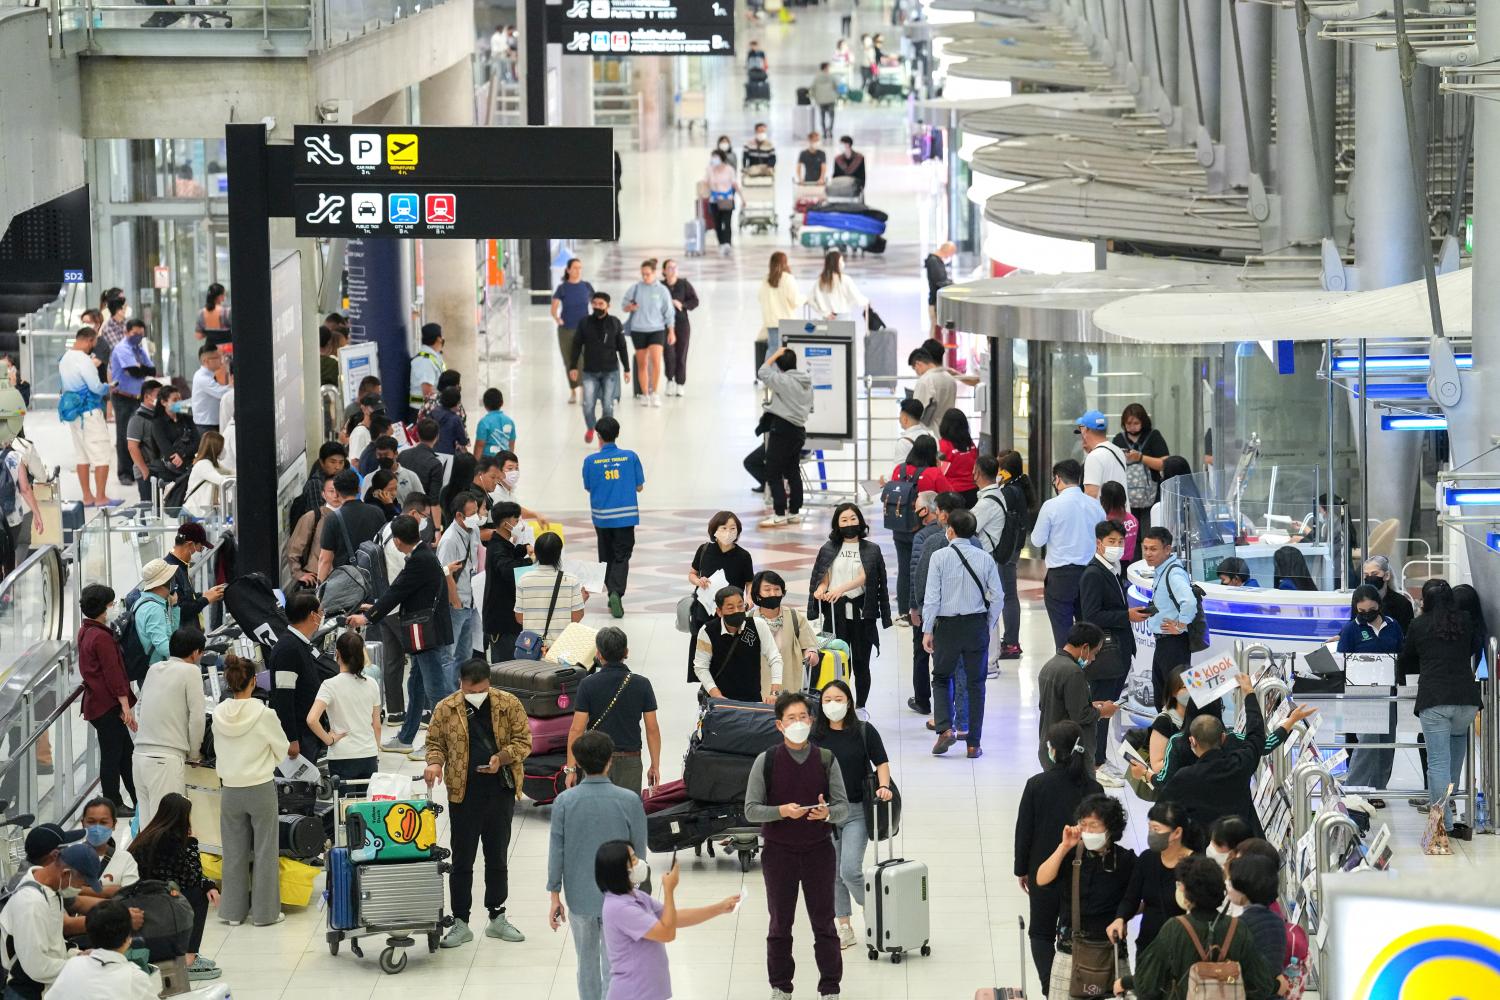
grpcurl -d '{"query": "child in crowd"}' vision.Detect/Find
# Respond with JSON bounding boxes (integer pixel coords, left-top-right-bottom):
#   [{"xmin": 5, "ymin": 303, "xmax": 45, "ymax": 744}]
[{"xmin": 475, "ymin": 387, "xmax": 517, "ymax": 458}]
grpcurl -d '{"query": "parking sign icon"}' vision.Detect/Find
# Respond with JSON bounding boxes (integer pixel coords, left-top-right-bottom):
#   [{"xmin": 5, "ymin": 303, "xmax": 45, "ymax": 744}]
[
  {"xmin": 388, "ymin": 193, "xmax": 419, "ymax": 225},
  {"xmin": 425, "ymin": 193, "xmax": 456, "ymax": 226},
  {"xmin": 349, "ymin": 133, "xmax": 382, "ymax": 166}
]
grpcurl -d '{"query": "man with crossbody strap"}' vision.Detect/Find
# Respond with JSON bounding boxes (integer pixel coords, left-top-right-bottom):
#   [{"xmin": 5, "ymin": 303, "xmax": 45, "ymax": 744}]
[
  {"xmin": 1077, "ymin": 410, "xmax": 1129, "ymax": 500},
  {"xmin": 921, "ymin": 508, "xmax": 1003, "ymax": 759},
  {"xmin": 564, "ymin": 627, "xmax": 661, "ymax": 793},
  {"xmin": 514, "ymin": 532, "xmax": 587, "ymax": 653}
]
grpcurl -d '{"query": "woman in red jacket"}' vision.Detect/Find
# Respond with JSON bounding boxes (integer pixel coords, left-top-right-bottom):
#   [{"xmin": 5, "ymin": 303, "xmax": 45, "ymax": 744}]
[
  {"xmin": 889, "ymin": 435, "xmax": 953, "ymax": 495},
  {"xmin": 938, "ymin": 408, "xmax": 979, "ymax": 506},
  {"xmin": 78, "ymin": 583, "xmax": 137, "ymax": 817}
]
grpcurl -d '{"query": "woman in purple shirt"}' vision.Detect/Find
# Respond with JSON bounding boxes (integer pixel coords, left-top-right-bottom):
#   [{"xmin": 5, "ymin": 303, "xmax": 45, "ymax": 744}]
[{"xmin": 596, "ymin": 842, "xmax": 738, "ymax": 1000}]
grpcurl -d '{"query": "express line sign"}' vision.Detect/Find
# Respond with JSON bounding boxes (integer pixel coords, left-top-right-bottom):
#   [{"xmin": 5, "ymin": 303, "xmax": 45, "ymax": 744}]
[
  {"xmin": 549, "ymin": 0, "xmax": 734, "ymax": 55},
  {"xmin": 291, "ymin": 125, "xmax": 617, "ymax": 238}
]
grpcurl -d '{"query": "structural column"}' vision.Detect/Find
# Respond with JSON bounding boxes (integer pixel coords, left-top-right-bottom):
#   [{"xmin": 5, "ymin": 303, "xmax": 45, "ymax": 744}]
[
  {"xmin": 1273, "ymin": 5, "xmax": 1335, "ymax": 244},
  {"xmin": 1218, "ymin": 0, "xmax": 1271, "ymax": 188},
  {"xmin": 1179, "ymin": 0, "xmax": 1221, "ymax": 142},
  {"xmin": 419, "ymin": 59, "xmax": 480, "ymax": 385}
]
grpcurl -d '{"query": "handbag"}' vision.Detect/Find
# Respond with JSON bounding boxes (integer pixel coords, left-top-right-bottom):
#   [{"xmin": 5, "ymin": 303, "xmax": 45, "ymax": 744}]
[
  {"xmin": 861, "ymin": 746, "xmax": 901, "ymax": 840},
  {"xmin": 676, "ymin": 544, "xmax": 715, "ymax": 635},
  {"xmin": 1067, "ymin": 844, "xmax": 1119, "ymax": 998},
  {"xmin": 515, "ymin": 570, "xmax": 565, "ymax": 661},
  {"xmin": 396, "ymin": 592, "xmax": 440, "ymax": 655}
]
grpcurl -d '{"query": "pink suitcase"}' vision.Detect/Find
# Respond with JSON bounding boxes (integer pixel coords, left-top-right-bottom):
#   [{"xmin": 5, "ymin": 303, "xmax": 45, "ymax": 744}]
[
  {"xmin": 528, "ymin": 713, "xmax": 571, "ymax": 755},
  {"xmin": 641, "ymin": 779, "xmax": 688, "ymax": 815}
]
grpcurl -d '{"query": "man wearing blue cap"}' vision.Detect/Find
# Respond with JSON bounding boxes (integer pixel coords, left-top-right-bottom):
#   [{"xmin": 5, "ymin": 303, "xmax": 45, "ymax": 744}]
[
  {"xmin": 1076, "ymin": 410, "xmax": 1129, "ymax": 501},
  {"xmin": 0, "ymin": 824, "xmax": 104, "ymax": 999}
]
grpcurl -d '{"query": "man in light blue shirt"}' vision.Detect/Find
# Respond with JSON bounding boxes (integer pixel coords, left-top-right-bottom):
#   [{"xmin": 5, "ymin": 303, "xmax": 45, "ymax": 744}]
[
  {"xmin": 621, "ymin": 259, "xmax": 675, "ymax": 407},
  {"xmin": 1029, "ymin": 459, "xmax": 1105, "ymax": 651},
  {"xmin": 922, "ymin": 508, "xmax": 1002, "ymax": 758},
  {"xmin": 189, "ymin": 344, "xmax": 232, "ymax": 433},
  {"xmin": 547, "ymin": 730, "xmax": 647, "ymax": 1000},
  {"xmin": 1141, "ymin": 526, "xmax": 1199, "ymax": 709}
]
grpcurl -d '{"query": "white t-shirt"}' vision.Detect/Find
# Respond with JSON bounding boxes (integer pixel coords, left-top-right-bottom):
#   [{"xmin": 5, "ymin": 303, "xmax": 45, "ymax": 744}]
[
  {"xmin": 100, "ymin": 843, "xmax": 140, "ymax": 889},
  {"xmin": 1083, "ymin": 441, "xmax": 1129, "ymax": 494},
  {"xmin": 829, "ymin": 540, "xmax": 865, "ymax": 603},
  {"xmin": 314, "ymin": 672, "xmax": 381, "ymax": 761}
]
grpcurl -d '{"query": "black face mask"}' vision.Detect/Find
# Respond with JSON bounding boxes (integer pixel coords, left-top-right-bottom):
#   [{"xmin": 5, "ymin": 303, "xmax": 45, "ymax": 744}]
[
  {"xmin": 1357, "ymin": 608, "xmax": 1380, "ymax": 624},
  {"xmin": 839, "ymin": 525, "xmax": 862, "ymax": 540},
  {"xmin": 1364, "ymin": 575, "xmax": 1385, "ymax": 591},
  {"xmin": 377, "ymin": 456, "xmax": 395, "ymax": 471},
  {"xmin": 593, "ymin": 308, "xmax": 607, "ymax": 318},
  {"xmin": 755, "ymin": 594, "xmax": 783, "ymax": 610},
  {"xmin": 722, "ymin": 611, "xmax": 747, "ymax": 629}
]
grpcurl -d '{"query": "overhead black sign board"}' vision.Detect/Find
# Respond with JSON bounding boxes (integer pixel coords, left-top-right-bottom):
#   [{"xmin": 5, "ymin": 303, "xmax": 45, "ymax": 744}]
[
  {"xmin": 548, "ymin": 0, "xmax": 734, "ymax": 55},
  {"xmin": 290, "ymin": 125, "xmax": 616, "ymax": 238}
]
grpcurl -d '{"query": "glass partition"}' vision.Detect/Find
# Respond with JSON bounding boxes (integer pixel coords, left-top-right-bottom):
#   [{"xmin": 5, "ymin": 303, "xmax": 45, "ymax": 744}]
[{"xmin": 1157, "ymin": 465, "xmax": 1349, "ymax": 590}]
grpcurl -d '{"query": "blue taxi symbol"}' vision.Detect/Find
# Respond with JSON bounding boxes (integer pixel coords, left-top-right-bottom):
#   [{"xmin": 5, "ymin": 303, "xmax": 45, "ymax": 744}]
[{"xmin": 389, "ymin": 193, "xmax": 419, "ymax": 225}]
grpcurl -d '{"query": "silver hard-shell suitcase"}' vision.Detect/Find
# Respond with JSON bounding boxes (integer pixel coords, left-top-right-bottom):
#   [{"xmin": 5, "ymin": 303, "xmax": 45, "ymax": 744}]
[
  {"xmin": 356, "ymin": 860, "xmax": 446, "ymax": 929},
  {"xmin": 862, "ymin": 799, "xmax": 930, "ymax": 963},
  {"xmin": 685, "ymin": 205, "xmax": 706, "ymax": 256}
]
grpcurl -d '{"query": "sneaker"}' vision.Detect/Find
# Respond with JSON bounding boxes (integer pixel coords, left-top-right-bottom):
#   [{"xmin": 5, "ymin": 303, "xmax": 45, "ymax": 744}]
[
  {"xmin": 486, "ymin": 913, "xmax": 526, "ymax": 942},
  {"xmin": 219, "ymin": 918, "xmax": 242, "ymax": 927},
  {"xmin": 384, "ymin": 712, "xmax": 406, "ymax": 725},
  {"xmin": 420, "ymin": 712, "xmax": 431, "ymax": 729},
  {"xmin": 608, "ymin": 593, "xmax": 625, "ymax": 618},
  {"xmin": 894, "ymin": 617, "xmax": 911, "ymax": 628},
  {"xmin": 585, "ymin": 428, "xmax": 595, "ymax": 443},
  {"xmin": 381, "ymin": 737, "xmax": 414, "ymax": 753},
  {"xmin": 676, "ymin": 383, "xmax": 687, "ymax": 398},
  {"xmin": 837, "ymin": 923, "xmax": 857, "ymax": 949},
  {"xmin": 760, "ymin": 514, "xmax": 789, "ymax": 528},
  {"xmin": 651, "ymin": 393, "xmax": 662, "ymax": 408},
  {"xmin": 999, "ymin": 643, "xmax": 1023, "ymax": 660},
  {"xmin": 771, "ymin": 991, "xmax": 793, "ymax": 1000},
  {"xmin": 932, "ymin": 730, "xmax": 957, "ymax": 755},
  {"xmin": 441, "ymin": 920, "xmax": 474, "ymax": 949},
  {"xmin": 1409, "ymin": 797, "xmax": 1432, "ymax": 811},
  {"xmin": 407, "ymin": 748, "xmax": 427, "ymax": 762},
  {"xmin": 188, "ymin": 957, "xmax": 222, "ymax": 981},
  {"xmin": 253, "ymin": 913, "xmax": 285, "ymax": 927},
  {"xmin": 750, "ymin": 484, "xmax": 766, "ymax": 494},
  {"xmin": 786, "ymin": 512, "xmax": 802, "ymax": 523}
]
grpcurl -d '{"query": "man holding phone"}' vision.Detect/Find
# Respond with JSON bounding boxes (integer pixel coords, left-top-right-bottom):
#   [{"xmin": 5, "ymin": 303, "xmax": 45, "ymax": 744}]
[
  {"xmin": 422, "ymin": 657, "xmax": 531, "ymax": 950},
  {"xmin": 547, "ymin": 730, "xmax": 647, "ymax": 1000}
]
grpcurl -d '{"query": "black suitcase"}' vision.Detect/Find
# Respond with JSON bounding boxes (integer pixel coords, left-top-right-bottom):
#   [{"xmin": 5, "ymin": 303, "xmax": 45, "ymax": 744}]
[
  {"xmin": 275, "ymin": 777, "xmax": 318, "ymax": 815},
  {"xmin": 697, "ymin": 698, "xmax": 781, "ymax": 756},
  {"xmin": 523, "ymin": 753, "xmax": 568, "ymax": 804},
  {"xmin": 490, "ymin": 659, "xmax": 587, "ymax": 718},
  {"xmin": 646, "ymin": 799, "xmax": 745, "ymax": 853},
  {"xmin": 745, "ymin": 80, "xmax": 771, "ymax": 102},
  {"xmin": 683, "ymin": 747, "xmax": 756, "ymax": 804},
  {"xmin": 278, "ymin": 814, "xmax": 324, "ymax": 860}
]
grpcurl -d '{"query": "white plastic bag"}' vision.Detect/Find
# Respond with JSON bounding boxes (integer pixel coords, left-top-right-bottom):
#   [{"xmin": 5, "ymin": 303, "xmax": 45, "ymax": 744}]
[{"xmin": 367, "ymin": 771, "xmax": 413, "ymax": 802}]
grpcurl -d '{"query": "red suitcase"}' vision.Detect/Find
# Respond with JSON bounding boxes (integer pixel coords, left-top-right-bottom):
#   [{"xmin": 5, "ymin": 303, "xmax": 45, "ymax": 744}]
[
  {"xmin": 641, "ymin": 779, "xmax": 688, "ymax": 815},
  {"xmin": 528, "ymin": 713, "xmax": 571, "ymax": 755}
]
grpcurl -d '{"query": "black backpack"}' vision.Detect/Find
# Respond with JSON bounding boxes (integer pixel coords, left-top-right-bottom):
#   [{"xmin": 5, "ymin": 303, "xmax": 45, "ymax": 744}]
[
  {"xmin": 880, "ymin": 465, "xmax": 921, "ymax": 533},
  {"xmin": 117, "ymin": 596, "xmax": 154, "ymax": 685},
  {"xmin": 992, "ymin": 479, "xmax": 1029, "ymax": 564},
  {"xmin": 1162, "ymin": 563, "xmax": 1211, "ymax": 653}
]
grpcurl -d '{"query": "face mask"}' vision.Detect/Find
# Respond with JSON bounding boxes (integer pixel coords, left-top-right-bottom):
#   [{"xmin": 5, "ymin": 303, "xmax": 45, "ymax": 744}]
[
  {"xmin": 1081, "ymin": 830, "xmax": 1108, "ymax": 852},
  {"xmin": 85, "ymin": 824, "xmax": 112, "ymax": 847},
  {"xmin": 1146, "ymin": 830, "xmax": 1171, "ymax": 853},
  {"xmin": 783, "ymin": 720, "xmax": 812, "ymax": 744},
  {"xmin": 464, "ymin": 691, "xmax": 489, "ymax": 709},
  {"xmin": 719, "ymin": 141, "xmax": 731, "ymax": 151},
  {"xmin": 1205, "ymin": 844, "xmax": 1229, "ymax": 868},
  {"xmin": 510, "ymin": 521, "xmax": 535, "ymax": 546},
  {"xmin": 59, "ymin": 886, "xmax": 83, "ymax": 902},
  {"xmin": 822, "ymin": 700, "xmax": 848, "ymax": 722},
  {"xmin": 1357, "ymin": 608, "xmax": 1379, "ymax": 624},
  {"xmin": 755, "ymin": 593, "xmax": 783, "ymax": 610},
  {"xmin": 755, "ymin": 132, "xmax": 767, "ymax": 141},
  {"xmin": 715, "ymin": 528, "xmax": 739, "ymax": 547},
  {"xmin": 170, "ymin": 401, "xmax": 188, "ymax": 414},
  {"xmin": 464, "ymin": 515, "xmax": 481, "ymax": 530},
  {"xmin": 1225, "ymin": 881, "xmax": 1248, "ymax": 909},
  {"xmin": 593, "ymin": 307, "xmax": 607, "ymax": 318},
  {"xmin": 377, "ymin": 456, "xmax": 395, "ymax": 471},
  {"xmin": 1075, "ymin": 656, "xmax": 1091, "ymax": 670},
  {"xmin": 503, "ymin": 470, "xmax": 520, "ymax": 488},
  {"xmin": 839, "ymin": 524, "xmax": 862, "ymax": 540},
  {"xmin": 722, "ymin": 611, "xmax": 747, "ymax": 629},
  {"xmin": 1047, "ymin": 747, "xmax": 1056, "ymax": 764},
  {"xmin": 1103, "ymin": 545, "xmax": 1124, "ymax": 564},
  {"xmin": 1364, "ymin": 575, "xmax": 1384, "ymax": 590},
  {"xmin": 1174, "ymin": 884, "xmax": 1190, "ymax": 911},
  {"xmin": 628, "ymin": 859, "xmax": 650, "ymax": 886},
  {"xmin": 1175, "ymin": 690, "xmax": 1190, "ymax": 707}
]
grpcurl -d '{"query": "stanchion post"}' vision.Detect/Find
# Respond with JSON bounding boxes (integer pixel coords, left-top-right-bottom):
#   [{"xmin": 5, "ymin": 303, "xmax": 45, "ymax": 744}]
[{"xmin": 1291, "ymin": 759, "xmax": 1334, "ymax": 842}]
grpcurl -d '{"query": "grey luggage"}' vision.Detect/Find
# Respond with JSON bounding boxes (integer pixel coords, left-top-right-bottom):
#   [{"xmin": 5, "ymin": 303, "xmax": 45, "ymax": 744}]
[
  {"xmin": 696, "ymin": 697, "xmax": 780, "ymax": 755},
  {"xmin": 685, "ymin": 208, "xmax": 706, "ymax": 256},
  {"xmin": 863, "ymin": 799, "xmax": 930, "ymax": 964},
  {"xmin": 864, "ymin": 328, "xmax": 898, "ymax": 381},
  {"xmin": 355, "ymin": 859, "xmax": 446, "ymax": 929},
  {"xmin": 826, "ymin": 176, "xmax": 863, "ymax": 204},
  {"xmin": 490, "ymin": 659, "xmax": 587, "ymax": 717}
]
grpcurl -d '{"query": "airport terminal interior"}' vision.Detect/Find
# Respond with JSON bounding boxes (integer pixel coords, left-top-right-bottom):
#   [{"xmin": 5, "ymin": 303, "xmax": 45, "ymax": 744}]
[{"xmin": 4, "ymin": 0, "xmax": 1500, "ymax": 997}]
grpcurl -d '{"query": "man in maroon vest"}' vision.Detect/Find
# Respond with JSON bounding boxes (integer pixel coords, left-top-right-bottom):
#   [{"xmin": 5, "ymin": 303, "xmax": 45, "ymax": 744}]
[{"xmin": 744, "ymin": 692, "xmax": 851, "ymax": 999}]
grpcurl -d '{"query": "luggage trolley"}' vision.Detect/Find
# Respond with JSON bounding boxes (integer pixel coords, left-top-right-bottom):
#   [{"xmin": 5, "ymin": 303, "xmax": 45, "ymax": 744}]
[
  {"xmin": 739, "ymin": 165, "xmax": 778, "ymax": 234},
  {"xmin": 789, "ymin": 181, "xmax": 826, "ymax": 238},
  {"xmin": 325, "ymin": 778, "xmax": 451, "ymax": 974}
]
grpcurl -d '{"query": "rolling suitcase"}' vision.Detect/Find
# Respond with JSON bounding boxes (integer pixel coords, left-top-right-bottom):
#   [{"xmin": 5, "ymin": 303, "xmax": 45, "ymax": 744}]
[
  {"xmin": 683, "ymin": 747, "xmax": 756, "ymax": 804},
  {"xmin": 345, "ymin": 799, "xmax": 443, "ymax": 863},
  {"xmin": 326, "ymin": 846, "xmax": 359, "ymax": 931},
  {"xmin": 646, "ymin": 799, "xmax": 745, "ymax": 853},
  {"xmin": 685, "ymin": 215, "xmax": 706, "ymax": 256},
  {"xmin": 490, "ymin": 659, "xmax": 587, "ymax": 717},
  {"xmin": 696, "ymin": 698, "xmax": 781, "ymax": 755},
  {"xmin": 355, "ymin": 858, "xmax": 446, "ymax": 929},
  {"xmin": 279, "ymin": 814, "xmax": 324, "ymax": 861},
  {"xmin": 275, "ymin": 776, "xmax": 318, "ymax": 815},
  {"xmin": 528, "ymin": 713, "xmax": 572, "ymax": 754},
  {"xmin": 863, "ymin": 799, "xmax": 930, "ymax": 964},
  {"xmin": 864, "ymin": 328, "xmax": 898, "ymax": 381},
  {"xmin": 523, "ymin": 752, "xmax": 568, "ymax": 804},
  {"xmin": 973, "ymin": 916, "xmax": 1029, "ymax": 998}
]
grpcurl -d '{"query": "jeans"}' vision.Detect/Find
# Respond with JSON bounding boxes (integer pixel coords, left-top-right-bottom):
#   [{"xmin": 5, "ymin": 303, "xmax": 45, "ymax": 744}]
[
  {"xmin": 445, "ymin": 606, "xmax": 478, "ymax": 688},
  {"xmin": 1419, "ymin": 703, "xmax": 1478, "ymax": 828},
  {"xmin": 397, "ymin": 649, "xmax": 452, "ymax": 745},
  {"xmin": 90, "ymin": 706, "xmax": 136, "ymax": 809},
  {"xmin": 571, "ymin": 912, "xmax": 612, "ymax": 1000},
  {"xmin": 327, "ymin": 756, "xmax": 378, "ymax": 782},
  {"xmin": 833, "ymin": 811, "xmax": 867, "ymax": 918},
  {"xmin": 596, "ymin": 525, "xmax": 636, "ymax": 597},
  {"xmin": 762, "ymin": 838, "xmax": 842, "ymax": 995},
  {"xmin": 932, "ymin": 613, "xmax": 988, "ymax": 745},
  {"xmin": 999, "ymin": 559, "xmax": 1020, "ymax": 646},
  {"xmin": 1088, "ymin": 674, "xmax": 1128, "ymax": 766},
  {"xmin": 449, "ymin": 774, "xmax": 516, "ymax": 922},
  {"xmin": 579, "ymin": 369, "xmax": 621, "ymax": 431},
  {"xmin": 1345, "ymin": 700, "xmax": 1398, "ymax": 791},
  {"xmin": 944, "ymin": 656, "xmax": 971, "ymax": 733},
  {"xmin": 819, "ymin": 103, "xmax": 836, "ymax": 135},
  {"xmin": 893, "ymin": 531, "xmax": 914, "ymax": 615},
  {"xmin": 1042, "ymin": 565, "xmax": 1084, "ymax": 651}
]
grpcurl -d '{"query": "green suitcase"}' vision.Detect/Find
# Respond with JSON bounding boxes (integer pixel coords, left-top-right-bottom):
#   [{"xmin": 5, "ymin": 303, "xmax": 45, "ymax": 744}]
[{"xmin": 344, "ymin": 800, "xmax": 445, "ymax": 864}]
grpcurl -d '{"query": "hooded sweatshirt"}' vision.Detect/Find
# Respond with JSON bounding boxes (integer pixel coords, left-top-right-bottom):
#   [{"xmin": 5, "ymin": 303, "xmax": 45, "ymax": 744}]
[
  {"xmin": 134, "ymin": 657, "xmax": 205, "ymax": 759},
  {"xmin": 756, "ymin": 360, "xmax": 815, "ymax": 428},
  {"xmin": 212, "ymin": 697, "xmax": 290, "ymax": 788}
]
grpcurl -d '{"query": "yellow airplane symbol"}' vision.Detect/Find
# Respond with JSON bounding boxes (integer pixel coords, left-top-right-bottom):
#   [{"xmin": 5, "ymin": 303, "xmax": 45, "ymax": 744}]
[{"xmin": 386, "ymin": 134, "xmax": 419, "ymax": 168}]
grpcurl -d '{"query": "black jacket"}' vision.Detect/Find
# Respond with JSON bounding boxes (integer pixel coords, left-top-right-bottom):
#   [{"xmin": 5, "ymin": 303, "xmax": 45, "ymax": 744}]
[
  {"xmin": 367, "ymin": 544, "xmax": 453, "ymax": 647},
  {"xmin": 165, "ymin": 553, "xmax": 209, "ymax": 629},
  {"xmin": 482, "ymin": 537, "xmax": 532, "ymax": 643},
  {"xmin": 924, "ymin": 253, "xmax": 950, "ymax": 305},
  {"xmin": 1158, "ymin": 692, "xmax": 1268, "ymax": 836},
  {"xmin": 1014, "ymin": 766, "xmax": 1103, "ymax": 879},
  {"xmin": 269, "ymin": 631, "xmax": 332, "ymax": 749},
  {"xmin": 1079, "ymin": 556, "xmax": 1136, "ymax": 670},
  {"xmin": 397, "ymin": 444, "xmax": 445, "ymax": 505},
  {"xmin": 664, "ymin": 278, "xmax": 699, "ymax": 337},
  {"xmin": 148, "ymin": 410, "xmax": 198, "ymax": 478},
  {"xmin": 808, "ymin": 538, "xmax": 893, "ymax": 637},
  {"xmin": 1381, "ymin": 586, "xmax": 1415, "ymax": 631},
  {"xmin": 569, "ymin": 313, "xmax": 630, "ymax": 373},
  {"xmin": 1397, "ymin": 612, "xmax": 1482, "ymax": 715}
]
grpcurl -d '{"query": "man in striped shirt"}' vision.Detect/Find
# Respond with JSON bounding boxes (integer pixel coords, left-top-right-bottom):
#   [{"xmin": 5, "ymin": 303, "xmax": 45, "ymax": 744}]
[{"xmin": 581, "ymin": 416, "xmax": 645, "ymax": 619}]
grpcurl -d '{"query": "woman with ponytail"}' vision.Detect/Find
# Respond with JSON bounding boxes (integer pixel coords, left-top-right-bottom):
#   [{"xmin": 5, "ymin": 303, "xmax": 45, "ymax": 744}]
[{"xmin": 1014, "ymin": 721, "xmax": 1103, "ymax": 991}]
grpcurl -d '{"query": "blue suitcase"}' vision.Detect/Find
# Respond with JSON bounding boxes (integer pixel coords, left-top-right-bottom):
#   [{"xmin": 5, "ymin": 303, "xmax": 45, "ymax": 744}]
[
  {"xmin": 327, "ymin": 847, "xmax": 358, "ymax": 931},
  {"xmin": 804, "ymin": 210, "xmax": 887, "ymax": 236}
]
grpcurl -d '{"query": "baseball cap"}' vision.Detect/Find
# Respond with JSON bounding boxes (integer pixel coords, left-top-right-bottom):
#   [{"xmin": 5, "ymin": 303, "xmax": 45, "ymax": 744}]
[
  {"xmin": 23, "ymin": 823, "xmax": 85, "ymax": 863},
  {"xmin": 1074, "ymin": 410, "xmax": 1107, "ymax": 433},
  {"xmin": 58, "ymin": 843, "xmax": 105, "ymax": 893},
  {"xmin": 175, "ymin": 522, "xmax": 209, "ymax": 547}
]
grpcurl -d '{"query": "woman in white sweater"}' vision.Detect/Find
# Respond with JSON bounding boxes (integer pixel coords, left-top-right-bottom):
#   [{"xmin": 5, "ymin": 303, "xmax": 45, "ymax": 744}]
[
  {"xmin": 183, "ymin": 430, "xmax": 233, "ymax": 519},
  {"xmin": 808, "ymin": 249, "xmax": 868, "ymax": 325},
  {"xmin": 213, "ymin": 654, "xmax": 288, "ymax": 927},
  {"xmin": 758, "ymin": 251, "xmax": 804, "ymax": 347}
]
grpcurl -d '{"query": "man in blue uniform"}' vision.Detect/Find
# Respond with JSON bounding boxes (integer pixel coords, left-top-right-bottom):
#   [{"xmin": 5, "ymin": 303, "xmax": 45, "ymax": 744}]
[{"xmin": 581, "ymin": 416, "xmax": 645, "ymax": 619}]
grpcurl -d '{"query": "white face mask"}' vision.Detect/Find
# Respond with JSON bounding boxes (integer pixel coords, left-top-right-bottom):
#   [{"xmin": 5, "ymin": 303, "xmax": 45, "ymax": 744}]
[
  {"xmin": 1225, "ymin": 880, "xmax": 1248, "ymax": 910},
  {"xmin": 463, "ymin": 691, "xmax": 488, "ymax": 708},
  {"xmin": 715, "ymin": 527, "xmax": 738, "ymax": 547},
  {"xmin": 503, "ymin": 469, "xmax": 520, "ymax": 489},
  {"xmin": 822, "ymin": 700, "xmax": 848, "ymax": 722},
  {"xmin": 1081, "ymin": 830, "xmax": 1108, "ymax": 852},
  {"xmin": 783, "ymin": 720, "xmax": 812, "ymax": 744},
  {"xmin": 1174, "ymin": 884, "xmax": 1190, "ymax": 912},
  {"xmin": 1205, "ymin": 844, "xmax": 1230, "ymax": 868},
  {"xmin": 1102, "ymin": 545, "xmax": 1124, "ymax": 564},
  {"xmin": 464, "ymin": 514, "xmax": 481, "ymax": 530},
  {"xmin": 628, "ymin": 859, "xmax": 650, "ymax": 886}
]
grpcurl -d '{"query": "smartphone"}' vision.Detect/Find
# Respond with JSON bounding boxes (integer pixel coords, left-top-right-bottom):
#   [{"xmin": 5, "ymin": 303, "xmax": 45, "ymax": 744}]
[{"xmin": 1139, "ymin": 603, "xmax": 1158, "ymax": 616}]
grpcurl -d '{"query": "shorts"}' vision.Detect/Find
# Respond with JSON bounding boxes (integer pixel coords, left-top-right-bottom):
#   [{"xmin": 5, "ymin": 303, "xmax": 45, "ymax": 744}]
[
  {"xmin": 69, "ymin": 409, "xmax": 112, "ymax": 467},
  {"xmin": 629, "ymin": 329, "xmax": 666, "ymax": 351}
]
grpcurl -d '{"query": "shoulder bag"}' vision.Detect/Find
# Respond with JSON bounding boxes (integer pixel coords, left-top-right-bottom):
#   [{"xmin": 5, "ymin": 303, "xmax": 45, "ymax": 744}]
[
  {"xmin": 514, "ymin": 570, "xmax": 565, "ymax": 660},
  {"xmin": 676, "ymin": 544, "xmax": 715, "ymax": 634},
  {"xmin": 859, "ymin": 723, "xmax": 902, "ymax": 841},
  {"xmin": 396, "ymin": 582, "xmax": 443, "ymax": 654},
  {"xmin": 1067, "ymin": 844, "xmax": 1119, "ymax": 998}
]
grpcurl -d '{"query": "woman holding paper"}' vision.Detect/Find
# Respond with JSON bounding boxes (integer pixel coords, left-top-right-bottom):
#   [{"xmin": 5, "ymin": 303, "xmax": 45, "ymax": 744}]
[{"xmin": 685, "ymin": 511, "xmax": 756, "ymax": 677}]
